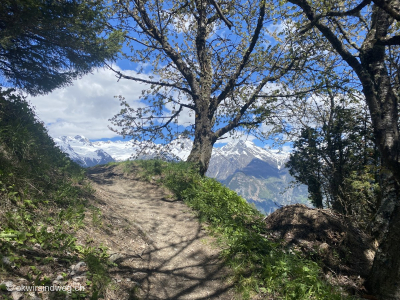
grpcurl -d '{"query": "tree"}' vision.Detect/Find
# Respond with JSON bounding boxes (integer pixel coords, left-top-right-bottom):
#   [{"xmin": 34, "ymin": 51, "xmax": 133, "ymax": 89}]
[
  {"xmin": 285, "ymin": 0, "xmax": 400, "ymax": 298},
  {"xmin": 286, "ymin": 94, "xmax": 382, "ymax": 220},
  {"xmin": 108, "ymin": 0, "xmax": 306, "ymax": 175},
  {"xmin": 0, "ymin": 0, "xmax": 122, "ymax": 95},
  {"xmin": 286, "ymin": 127, "xmax": 324, "ymax": 208}
]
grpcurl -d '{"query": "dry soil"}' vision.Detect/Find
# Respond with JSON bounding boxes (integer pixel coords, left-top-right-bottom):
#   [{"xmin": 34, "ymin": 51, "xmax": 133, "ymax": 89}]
[{"xmin": 84, "ymin": 164, "xmax": 236, "ymax": 300}]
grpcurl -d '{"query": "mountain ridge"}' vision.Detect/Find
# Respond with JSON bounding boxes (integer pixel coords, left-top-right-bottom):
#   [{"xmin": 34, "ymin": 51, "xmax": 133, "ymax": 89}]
[{"xmin": 54, "ymin": 135, "xmax": 308, "ymax": 212}]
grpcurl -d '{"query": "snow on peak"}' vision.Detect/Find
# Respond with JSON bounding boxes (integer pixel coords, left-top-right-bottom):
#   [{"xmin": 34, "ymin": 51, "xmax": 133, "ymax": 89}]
[
  {"xmin": 54, "ymin": 135, "xmax": 291, "ymax": 172},
  {"xmin": 54, "ymin": 135, "xmax": 196, "ymax": 166},
  {"xmin": 212, "ymin": 139, "xmax": 289, "ymax": 172}
]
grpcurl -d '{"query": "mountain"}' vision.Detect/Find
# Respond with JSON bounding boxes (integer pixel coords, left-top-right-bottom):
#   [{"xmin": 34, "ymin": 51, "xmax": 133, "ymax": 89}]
[
  {"xmin": 54, "ymin": 135, "xmax": 309, "ymax": 213},
  {"xmin": 207, "ymin": 140, "xmax": 309, "ymax": 214},
  {"xmin": 54, "ymin": 136, "xmax": 115, "ymax": 167},
  {"xmin": 54, "ymin": 135, "xmax": 191, "ymax": 166},
  {"xmin": 206, "ymin": 140, "xmax": 288, "ymax": 180}
]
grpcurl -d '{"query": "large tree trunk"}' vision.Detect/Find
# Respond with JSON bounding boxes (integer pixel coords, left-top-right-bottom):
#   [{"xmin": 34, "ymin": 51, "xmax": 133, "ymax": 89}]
[
  {"xmin": 186, "ymin": 1, "xmax": 215, "ymax": 176},
  {"xmin": 186, "ymin": 114, "xmax": 215, "ymax": 176},
  {"xmin": 366, "ymin": 181, "xmax": 400, "ymax": 300},
  {"xmin": 359, "ymin": 6, "xmax": 400, "ymax": 298},
  {"xmin": 371, "ymin": 174, "xmax": 398, "ymax": 242},
  {"xmin": 286, "ymin": 1, "xmax": 400, "ymax": 298}
]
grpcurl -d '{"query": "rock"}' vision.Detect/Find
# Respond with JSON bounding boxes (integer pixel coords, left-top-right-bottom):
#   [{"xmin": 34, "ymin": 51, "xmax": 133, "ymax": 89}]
[
  {"xmin": 2, "ymin": 257, "xmax": 10, "ymax": 265},
  {"xmin": 319, "ymin": 242, "xmax": 329, "ymax": 252},
  {"xmin": 11, "ymin": 291, "xmax": 23, "ymax": 300},
  {"xmin": 53, "ymin": 274, "xmax": 67, "ymax": 285},
  {"xmin": 74, "ymin": 261, "xmax": 86, "ymax": 271},
  {"xmin": 28, "ymin": 292, "xmax": 41, "ymax": 300},
  {"xmin": 70, "ymin": 261, "xmax": 87, "ymax": 276},
  {"xmin": 56, "ymin": 275, "xmax": 64, "ymax": 281},
  {"xmin": 2, "ymin": 256, "xmax": 13, "ymax": 266},
  {"xmin": 72, "ymin": 276, "xmax": 86, "ymax": 282},
  {"xmin": 109, "ymin": 253, "xmax": 124, "ymax": 263},
  {"xmin": 1, "ymin": 280, "xmax": 14, "ymax": 291}
]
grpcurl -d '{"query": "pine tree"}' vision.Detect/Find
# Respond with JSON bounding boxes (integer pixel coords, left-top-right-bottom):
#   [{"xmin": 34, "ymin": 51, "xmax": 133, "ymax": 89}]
[{"xmin": 0, "ymin": 0, "xmax": 122, "ymax": 95}]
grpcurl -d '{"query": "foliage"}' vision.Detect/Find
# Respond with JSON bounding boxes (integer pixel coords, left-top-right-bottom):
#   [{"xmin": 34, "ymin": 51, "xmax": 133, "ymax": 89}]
[
  {"xmin": 286, "ymin": 127, "xmax": 324, "ymax": 208},
  {"xmin": 0, "ymin": 88, "xmax": 81, "ymax": 180},
  {"xmin": 286, "ymin": 95, "xmax": 382, "ymax": 224},
  {"xmin": 108, "ymin": 0, "xmax": 311, "ymax": 174},
  {"xmin": 283, "ymin": 1, "xmax": 400, "ymax": 296},
  {"xmin": 127, "ymin": 159, "xmax": 347, "ymax": 299},
  {"xmin": 0, "ymin": 0, "xmax": 122, "ymax": 95},
  {"xmin": 0, "ymin": 89, "xmax": 112, "ymax": 299}
]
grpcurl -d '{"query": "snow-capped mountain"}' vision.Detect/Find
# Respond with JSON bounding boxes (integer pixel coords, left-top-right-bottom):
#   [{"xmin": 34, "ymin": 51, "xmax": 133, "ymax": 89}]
[
  {"xmin": 54, "ymin": 135, "xmax": 192, "ymax": 167},
  {"xmin": 205, "ymin": 140, "xmax": 307, "ymax": 214},
  {"xmin": 206, "ymin": 140, "xmax": 289, "ymax": 180},
  {"xmin": 55, "ymin": 136, "xmax": 115, "ymax": 167},
  {"xmin": 55, "ymin": 135, "xmax": 308, "ymax": 213}
]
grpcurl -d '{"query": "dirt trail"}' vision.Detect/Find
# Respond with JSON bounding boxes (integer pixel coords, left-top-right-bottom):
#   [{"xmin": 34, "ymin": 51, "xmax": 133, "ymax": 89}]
[{"xmin": 85, "ymin": 164, "xmax": 236, "ymax": 300}]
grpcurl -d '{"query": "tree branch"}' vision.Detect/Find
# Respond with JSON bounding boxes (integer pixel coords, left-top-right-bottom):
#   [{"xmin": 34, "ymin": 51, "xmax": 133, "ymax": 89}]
[
  {"xmin": 377, "ymin": 35, "xmax": 400, "ymax": 45},
  {"xmin": 129, "ymin": 105, "xmax": 186, "ymax": 132},
  {"xmin": 214, "ymin": 51, "xmax": 302, "ymax": 139},
  {"xmin": 107, "ymin": 64, "xmax": 194, "ymax": 96},
  {"xmin": 153, "ymin": 104, "xmax": 184, "ymax": 131},
  {"xmin": 208, "ymin": 0, "xmax": 233, "ymax": 29},
  {"xmin": 256, "ymin": 86, "xmax": 333, "ymax": 98},
  {"xmin": 120, "ymin": 0, "xmax": 199, "ymax": 95},
  {"xmin": 299, "ymin": 0, "xmax": 372, "ymax": 34},
  {"xmin": 215, "ymin": 0, "xmax": 266, "ymax": 106},
  {"xmin": 373, "ymin": 0, "xmax": 400, "ymax": 20},
  {"xmin": 289, "ymin": 0, "xmax": 365, "ymax": 77}
]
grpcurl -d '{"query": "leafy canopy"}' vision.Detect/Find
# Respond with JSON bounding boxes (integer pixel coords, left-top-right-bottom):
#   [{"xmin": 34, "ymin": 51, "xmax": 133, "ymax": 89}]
[
  {"xmin": 0, "ymin": 0, "xmax": 122, "ymax": 95},
  {"xmin": 108, "ymin": 0, "xmax": 307, "ymax": 146}
]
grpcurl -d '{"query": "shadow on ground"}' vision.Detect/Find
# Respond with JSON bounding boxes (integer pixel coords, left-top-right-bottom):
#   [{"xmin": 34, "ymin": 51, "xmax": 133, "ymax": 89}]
[{"xmin": 84, "ymin": 164, "xmax": 236, "ymax": 300}]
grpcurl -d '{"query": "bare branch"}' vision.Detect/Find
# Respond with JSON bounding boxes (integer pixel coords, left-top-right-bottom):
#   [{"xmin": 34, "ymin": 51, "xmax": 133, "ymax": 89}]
[
  {"xmin": 107, "ymin": 64, "xmax": 194, "ymax": 96},
  {"xmin": 377, "ymin": 35, "xmax": 400, "ymax": 45},
  {"xmin": 208, "ymin": 0, "xmax": 233, "ymax": 29},
  {"xmin": 373, "ymin": 0, "xmax": 400, "ymax": 20}
]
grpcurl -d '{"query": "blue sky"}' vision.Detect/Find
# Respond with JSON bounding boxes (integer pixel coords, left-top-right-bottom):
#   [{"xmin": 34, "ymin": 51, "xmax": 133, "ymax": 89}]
[
  {"xmin": 26, "ymin": 7, "xmax": 293, "ymax": 152},
  {"xmin": 27, "ymin": 64, "xmax": 290, "ymax": 150}
]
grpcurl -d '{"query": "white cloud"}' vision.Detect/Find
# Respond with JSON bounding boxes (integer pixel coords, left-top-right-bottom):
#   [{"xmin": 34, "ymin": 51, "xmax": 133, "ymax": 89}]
[
  {"xmin": 214, "ymin": 131, "xmax": 257, "ymax": 146},
  {"xmin": 282, "ymin": 145, "xmax": 292, "ymax": 153},
  {"xmin": 27, "ymin": 67, "xmax": 150, "ymax": 140}
]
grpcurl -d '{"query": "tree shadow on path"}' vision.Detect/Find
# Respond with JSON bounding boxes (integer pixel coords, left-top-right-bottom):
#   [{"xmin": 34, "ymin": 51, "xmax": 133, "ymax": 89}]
[{"xmin": 86, "ymin": 165, "xmax": 236, "ymax": 300}]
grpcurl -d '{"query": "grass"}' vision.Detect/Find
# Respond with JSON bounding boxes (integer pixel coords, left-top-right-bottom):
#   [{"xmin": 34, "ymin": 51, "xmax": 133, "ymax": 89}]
[
  {"xmin": 120, "ymin": 159, "xmax": 350, "ymax": 300},
  {"xmin": 0, "ymin": 88, "xmax": 113, "ymax": 299},
  {"xmin": 0, "ymin": 170, "xmax": 113, "ymax": 299}
]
